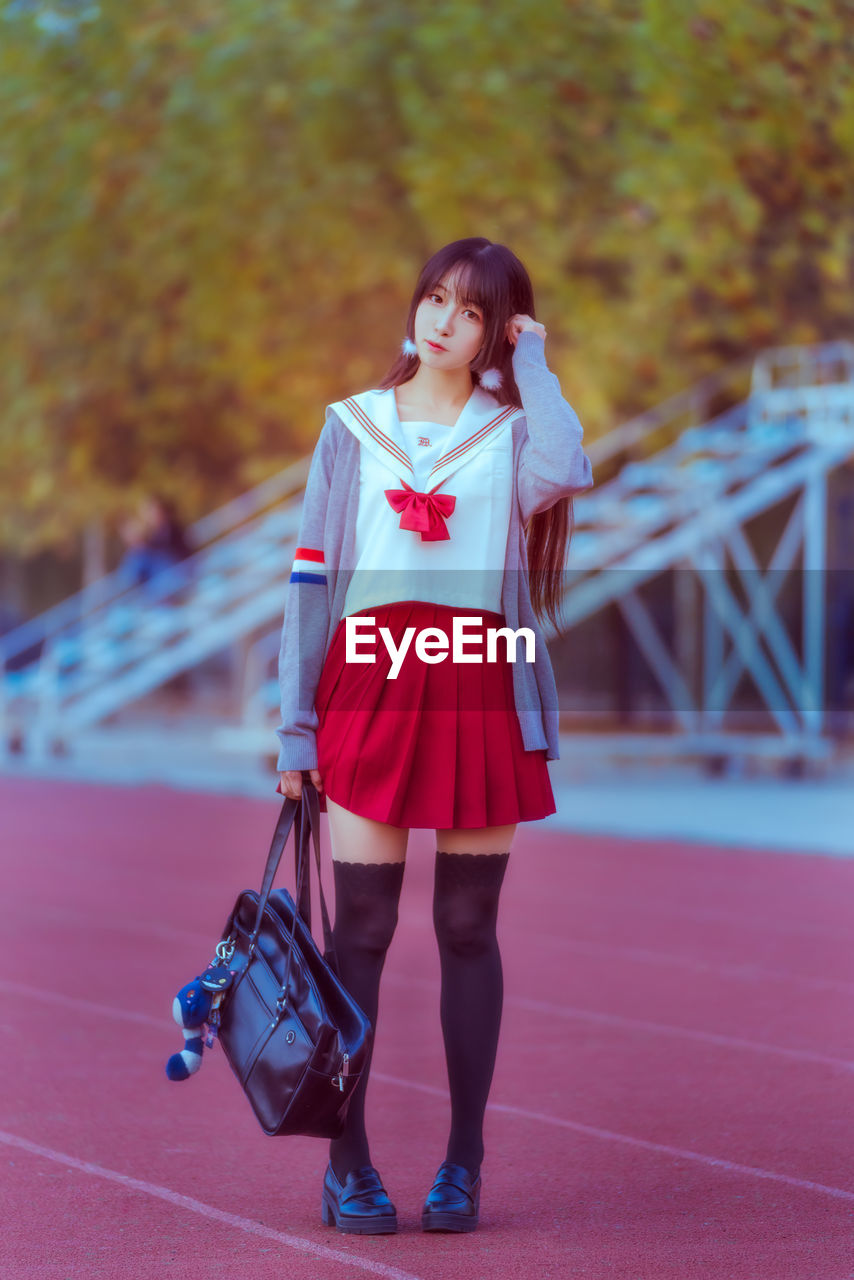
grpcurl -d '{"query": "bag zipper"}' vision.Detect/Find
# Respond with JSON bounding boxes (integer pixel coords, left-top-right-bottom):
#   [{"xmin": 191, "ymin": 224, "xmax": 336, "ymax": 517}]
[{"xmin": 332, "ymin": 1051, "xmax": 350, "ymax": 1092}]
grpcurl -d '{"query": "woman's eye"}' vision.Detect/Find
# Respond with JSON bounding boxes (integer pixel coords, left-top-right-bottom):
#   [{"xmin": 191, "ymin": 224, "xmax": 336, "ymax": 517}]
[{"xmin": 425, "ymin": 293, "xmax": 480, "ymax": 321}]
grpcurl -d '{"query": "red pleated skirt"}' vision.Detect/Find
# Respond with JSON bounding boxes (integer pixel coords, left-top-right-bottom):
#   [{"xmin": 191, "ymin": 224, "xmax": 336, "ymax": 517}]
[{"xmin": 313, "ymin": 600, "xmax": 556, "ymax": 829}]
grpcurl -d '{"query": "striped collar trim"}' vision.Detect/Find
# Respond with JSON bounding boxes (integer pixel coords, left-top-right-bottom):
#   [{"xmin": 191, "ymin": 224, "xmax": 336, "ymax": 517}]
[
  {"xmin": 428, "ymin": 404, "xmax": 517, "ymax": 482},
  {"xmin": 332, "ymin": 387, "xmax": 520, "ymax": 487},
  {"xmin": 342, "ymin": 396, "xmax": 413, "ymax": 476}
]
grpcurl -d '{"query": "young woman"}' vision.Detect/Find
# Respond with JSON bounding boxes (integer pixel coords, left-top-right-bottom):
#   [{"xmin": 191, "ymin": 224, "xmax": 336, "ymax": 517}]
[{"xmin": 275, "ymin": 237, "xmax": 593, "ymax": 1235}]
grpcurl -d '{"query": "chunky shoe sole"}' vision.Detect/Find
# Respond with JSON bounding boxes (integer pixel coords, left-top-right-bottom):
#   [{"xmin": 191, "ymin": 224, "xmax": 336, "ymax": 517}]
[
  {"xmin": 321, "ymin": 1190, "xmax": 398, "ymax": 1233},
  {"xmin": 421, "ymin": 1206, "xmax": 479, "ymax": 1232}
]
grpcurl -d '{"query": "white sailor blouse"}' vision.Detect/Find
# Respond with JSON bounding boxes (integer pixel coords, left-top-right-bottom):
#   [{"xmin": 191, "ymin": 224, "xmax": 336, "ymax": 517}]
[{"xmin": 332, "ymin": 384, "xmax": 519, "ymax": 618}]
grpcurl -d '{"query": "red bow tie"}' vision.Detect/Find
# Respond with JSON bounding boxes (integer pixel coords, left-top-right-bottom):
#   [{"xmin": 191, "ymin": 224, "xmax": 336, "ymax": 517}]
[{"xmin": 384, "ymin": 479, "xmax": 457, "ymax": 542}]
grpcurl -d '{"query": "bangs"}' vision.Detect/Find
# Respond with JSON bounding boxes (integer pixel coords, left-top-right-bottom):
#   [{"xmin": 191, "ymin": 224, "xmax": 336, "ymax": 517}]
[{"xmin": 425, "ymin": 259, "xmax": 496, "ymax": 316}]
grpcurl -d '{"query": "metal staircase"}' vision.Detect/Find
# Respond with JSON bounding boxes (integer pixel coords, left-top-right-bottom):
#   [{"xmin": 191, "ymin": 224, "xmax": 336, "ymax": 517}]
[{"xmin": 3, "ymin": 341, "xmax": 853, "ymax": 770}]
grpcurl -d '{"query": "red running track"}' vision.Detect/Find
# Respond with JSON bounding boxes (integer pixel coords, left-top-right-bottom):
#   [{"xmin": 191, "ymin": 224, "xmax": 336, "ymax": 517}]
[{"xmin": 2, "ymin": 775, "xmax": 853, "ymax": 1279}]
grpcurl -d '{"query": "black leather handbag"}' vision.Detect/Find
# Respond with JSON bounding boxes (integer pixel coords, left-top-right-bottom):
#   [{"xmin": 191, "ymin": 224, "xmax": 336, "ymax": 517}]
[{"xmin": 207, "ymin": 781, "xmax": 372, "ymax": 1138}]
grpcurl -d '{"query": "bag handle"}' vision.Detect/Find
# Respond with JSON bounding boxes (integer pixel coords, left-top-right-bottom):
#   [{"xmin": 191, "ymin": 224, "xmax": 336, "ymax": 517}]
[
  {"xmin": 246, "ymin": 780, "xmax": 338, "ymax": 976},
  {"xmin": 299, "ymin": 782, "xmax": 338, "ymax": 974},
  {"xmin": 249, "ymin": 792, "xmax": 301, "ymax": 949},
  {"xmin": 250, "ymin": 782, "xmax": 341, "ymax": 1024}
]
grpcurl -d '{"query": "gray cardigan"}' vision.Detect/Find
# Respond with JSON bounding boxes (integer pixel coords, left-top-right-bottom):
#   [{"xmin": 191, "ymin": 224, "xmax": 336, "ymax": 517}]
[{"xmin": 275, "ymin": 329, "xmax": 594, "ymax": 772}]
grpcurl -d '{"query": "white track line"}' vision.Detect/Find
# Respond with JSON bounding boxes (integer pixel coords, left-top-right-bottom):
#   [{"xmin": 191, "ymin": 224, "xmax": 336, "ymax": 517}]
[
  {"xmin": 3, "ymin": 973, "xmax": 853, "ymax": 1073},
  {"xmin": 370, "ymin": 1075, "xmax": 854, "ymax": 1206},
  {"xmin": 513, "ymin": 886, "xmax": 854, "ymax": 946},
  {"xmin": 510, "ymin": 992, "xmax": 854, "ymax": 1073},
  {"xmin": 381, "ymin": 973, "xmax": 854, "ymax": 1073},
  {"xmin": 34, "ymin": 899, "xmax": 854, "ymax": 990},
  {"xmin": 530, "ymin": 933, "xmax": 854, "ymax": 996},
  {"xmin": 2, "ymin": 978, "xmax": 853, "ymax": 1206},
  {"xmin": 0, "ymin": 979, "xmax": 169, "ymax": 1029},
  {"xmin": 0, "ymin": 1130, "xmax": 424, "ymax": 1280}
]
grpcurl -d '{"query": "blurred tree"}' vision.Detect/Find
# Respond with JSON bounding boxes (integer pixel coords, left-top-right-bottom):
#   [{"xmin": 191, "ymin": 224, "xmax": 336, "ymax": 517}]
[{"xmin": 1, "ymin": 0, "xmax": 852, "ymax": 562}]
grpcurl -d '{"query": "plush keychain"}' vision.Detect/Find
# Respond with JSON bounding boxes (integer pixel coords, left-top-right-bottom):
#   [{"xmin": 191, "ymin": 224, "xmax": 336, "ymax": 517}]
[{"xmin": 165, "ymin": 952, "xmax": 237, "ymax": 1081}]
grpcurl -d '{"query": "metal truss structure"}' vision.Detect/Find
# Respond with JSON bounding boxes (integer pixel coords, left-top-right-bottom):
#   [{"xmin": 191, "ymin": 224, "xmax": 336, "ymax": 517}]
[{"xmin": 556, "ymin": 340, "xmax": 854, "ymax": 766}]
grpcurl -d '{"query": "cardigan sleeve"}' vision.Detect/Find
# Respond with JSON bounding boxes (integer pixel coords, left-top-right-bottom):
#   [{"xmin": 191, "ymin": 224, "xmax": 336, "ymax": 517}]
[
  {"xmin": 274, "ymin": 411, "xmax": 339, "ymax": 773},
  {"xmin": 512, "ymin": 330, "xmax": 594, "ymax": 523}
]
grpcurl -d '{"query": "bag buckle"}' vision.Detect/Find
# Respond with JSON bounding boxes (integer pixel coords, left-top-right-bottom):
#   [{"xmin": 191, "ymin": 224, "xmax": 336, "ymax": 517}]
[
  {"xmin": 214, "ymin": 935, "xmax": 236, "ymax": 965},
  {"xmin": 270, "ymin": 991, "xmax": 288, "ymax": 1028}
]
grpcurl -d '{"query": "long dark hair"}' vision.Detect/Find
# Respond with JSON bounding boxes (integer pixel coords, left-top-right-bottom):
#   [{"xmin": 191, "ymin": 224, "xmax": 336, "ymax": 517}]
[{"xmin": 379, "ymin": 237, "xmax": 573, "ymax": 632}]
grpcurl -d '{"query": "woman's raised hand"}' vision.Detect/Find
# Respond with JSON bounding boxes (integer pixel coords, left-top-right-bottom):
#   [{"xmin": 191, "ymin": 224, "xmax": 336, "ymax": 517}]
[
  {"xmin": 277, "ymin": 769, "xmax": 324, "ymax": 801},
  {"xmin": 506, "ymin": 314, "xmax": 547, "ymax": 346}
]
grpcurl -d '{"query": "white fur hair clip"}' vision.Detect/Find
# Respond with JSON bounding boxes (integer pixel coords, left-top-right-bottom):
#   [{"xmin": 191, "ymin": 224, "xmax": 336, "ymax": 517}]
[
  {"xmin": 401, "ymin": 337, "xmax": 418, "ymax": 356},
  {"xmin": 479, "ymin": 367, "xmax": 503, "ymax": 391}
]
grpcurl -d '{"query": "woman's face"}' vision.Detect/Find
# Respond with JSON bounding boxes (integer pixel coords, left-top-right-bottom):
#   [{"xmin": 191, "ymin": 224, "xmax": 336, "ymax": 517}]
[{"xmin": 412, "ymin": 273, "xmax": 485, "ymax": 372}]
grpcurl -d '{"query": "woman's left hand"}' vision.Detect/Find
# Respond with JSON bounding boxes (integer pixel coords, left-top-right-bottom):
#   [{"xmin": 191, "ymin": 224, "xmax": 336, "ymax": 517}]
[{"xmin": 506, "ymin": 314, "xmax": 547, "ymax": 346}]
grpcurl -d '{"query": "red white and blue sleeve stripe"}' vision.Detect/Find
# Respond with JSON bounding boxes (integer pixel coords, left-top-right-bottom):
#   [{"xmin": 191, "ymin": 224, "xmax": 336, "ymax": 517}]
[{"xmin": 289, "ymin": 546, "xmax": 327, "ymax": 585}]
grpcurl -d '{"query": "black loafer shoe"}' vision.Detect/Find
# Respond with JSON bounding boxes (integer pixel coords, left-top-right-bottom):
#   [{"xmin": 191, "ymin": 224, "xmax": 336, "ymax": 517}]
[
  {"xmin": 421, "ymin": 1160, "xmax": 481, "ymax": 1232},
  {"xmin": 321, "ymin": 1162, "xmax": 398, "ymax": 1234}
]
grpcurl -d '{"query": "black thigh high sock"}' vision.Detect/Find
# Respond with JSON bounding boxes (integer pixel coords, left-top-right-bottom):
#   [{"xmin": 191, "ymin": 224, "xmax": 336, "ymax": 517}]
[
  {"xmin": 328, "ymin": 858, "xmax": 405, "ymax": 1183},
  {"xmin": 432, "ymin": 849, "xmax": 510, "ymax": 1180}
]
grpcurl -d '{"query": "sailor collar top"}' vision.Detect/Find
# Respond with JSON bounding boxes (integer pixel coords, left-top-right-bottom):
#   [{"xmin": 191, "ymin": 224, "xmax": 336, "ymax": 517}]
[
  {"xmin": 331, "ymin": 386, "xmax": 516, "ymax": 619},
  {"xmin": 331, "ymin": 383, "xmax": 522, "ymax": 542}
]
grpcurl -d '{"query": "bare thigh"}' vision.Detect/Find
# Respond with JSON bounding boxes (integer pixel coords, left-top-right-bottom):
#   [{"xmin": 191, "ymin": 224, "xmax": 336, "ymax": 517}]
[
  {"xmin": 326, "ymin": 796, "xmax": 409, "ymax": 864},
  {"xmin": 435, "ymin": 824, "xmax": 517, "ymax": 855}
]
